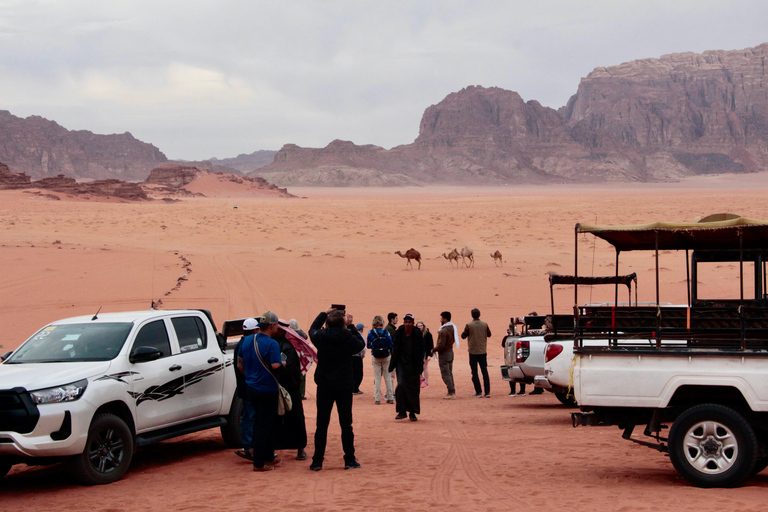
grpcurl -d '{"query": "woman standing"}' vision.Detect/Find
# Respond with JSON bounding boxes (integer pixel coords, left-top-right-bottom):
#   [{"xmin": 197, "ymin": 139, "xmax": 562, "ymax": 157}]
[
  {"xmin": 416, "ymin": 320, "xmax": 434, "ymax": 388},
  {"xmin": 367, "ymin": 315, "xmax": 394, "ymax": 404},
  {"xmin": 273, "ymin": 323, "xmax": 308, "ymax": 460}
]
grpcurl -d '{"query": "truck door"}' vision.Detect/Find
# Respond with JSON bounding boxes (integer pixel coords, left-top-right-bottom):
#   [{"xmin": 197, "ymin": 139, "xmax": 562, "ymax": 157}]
[
  {"xmin": 167, "ymin": 314, "xmax": 225, "ymax": 419},
  {"xmin": 128, "ymin": 319, "xmax": 187, "ymax": 431}
]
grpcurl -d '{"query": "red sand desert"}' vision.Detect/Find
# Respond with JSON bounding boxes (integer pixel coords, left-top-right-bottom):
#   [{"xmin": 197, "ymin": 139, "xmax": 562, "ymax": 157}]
[{"xmin": 2, "ymin": 175, "xmax": 768, "ymax": 510}]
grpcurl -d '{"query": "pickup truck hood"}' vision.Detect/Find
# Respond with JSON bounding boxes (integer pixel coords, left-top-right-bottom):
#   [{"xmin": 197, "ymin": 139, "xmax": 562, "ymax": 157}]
[{"xmin": 0, "ymin": 361, "xmax": 111, "ymax": 391}]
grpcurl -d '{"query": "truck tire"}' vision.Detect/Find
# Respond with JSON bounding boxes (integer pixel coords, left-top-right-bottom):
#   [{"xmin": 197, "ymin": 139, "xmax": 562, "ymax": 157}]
[
  {"xmin": 668, "ymin": 404, "xmax": 757, "ymax": 488},
  {"xmin": 220, "ymin": 394, "xmax": 243, "ymax": 449},
  {"xmin": 554, "ymin": 391, "xmax": 578, "ymax": 407},
  {"xmin": 68, "ymin": 413, "xmax": 134, "ymax": 485},
  {"xmin": 0, "ymin": 458, "xmax": 11, "ymax": 479}
]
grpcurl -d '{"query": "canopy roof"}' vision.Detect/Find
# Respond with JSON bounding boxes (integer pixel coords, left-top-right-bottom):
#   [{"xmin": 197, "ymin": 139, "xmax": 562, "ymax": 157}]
[
  {"xmin": 549, "ymin": 273, "xmax": 637, "ymax": 287},
  {"xmin": 576, "ymin": 216, "xmax": 768, "ymax": 252}
]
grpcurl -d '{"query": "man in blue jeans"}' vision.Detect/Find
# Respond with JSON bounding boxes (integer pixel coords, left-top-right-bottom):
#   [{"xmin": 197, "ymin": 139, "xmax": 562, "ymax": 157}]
[
  {"xmin": 238, "ymin": 311, "xmax": 284, "ymax": 471},
  {"xmin": 233, "ymin": 318, "xmax": 259, "ymax": 460}
]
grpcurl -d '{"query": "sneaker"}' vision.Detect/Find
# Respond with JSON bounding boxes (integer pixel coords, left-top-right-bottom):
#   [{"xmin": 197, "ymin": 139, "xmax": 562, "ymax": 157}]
[
  {"xmin": 516, "ymin": 393, "xmax": 526, "ymax": 397},
  {"xmin": 344, "ymin": 460, "xmax": 361, "ymax": 470},
  {"xmin": 446, "ymin": 393, "xmax": 456, "ymax": 400},
  {"xmin": 409, "ymin": 412, "xmax": 418, "ymax": 421},
  {"xmin": 386, "ymin": 399, "xmax": 394, "ymax": 404},
  {"xmin": 265, "ymin": 457, "xmax": 282, "ymax": 468},
  {"xmin": 508, "ymin": 392, "xmax": 516, "ymax": 397},
  {"xmin": 395, "ymin": 412, "xmax": 407, "ymax": 420},
  {"xmin": 484, "ymin": 394, "xmax": 491, "ymax": 398},
  {"xmin": 473, "ymin": 393, "xmax": 483, "ymax": 398},
  {"xmin": 253, "ymin": 465, "xmax": 275, "ymax": 472},
  {"xmin": 309, "ymin": 462, "xmax": 323, "ymax": 471},
  {"xmin": 296, "ymin": 451, "xmax": 307, "ymax": 461},
  {"xmin": 375, "ymin": 400, "xmax": 381, "ymax": 405}
]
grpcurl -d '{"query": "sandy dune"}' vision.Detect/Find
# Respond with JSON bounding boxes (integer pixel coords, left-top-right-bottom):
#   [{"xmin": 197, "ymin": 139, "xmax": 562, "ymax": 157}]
[{"xmin": 2, "ymin": 174, "xmax": 768, "ymax": 510}]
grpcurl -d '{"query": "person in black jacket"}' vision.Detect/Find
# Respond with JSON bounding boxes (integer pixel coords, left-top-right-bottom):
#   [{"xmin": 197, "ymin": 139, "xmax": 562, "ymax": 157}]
[
  {"xmin": 308, "ymin": 307, "xmax": 366, "ymax": 471},
  {"xmin": 389, "ymin": 313, "xmax": 425, "ymax": 421},
  {"xmin": 273, "ymin": 324, "xmax": 308, "ymax": 461}
]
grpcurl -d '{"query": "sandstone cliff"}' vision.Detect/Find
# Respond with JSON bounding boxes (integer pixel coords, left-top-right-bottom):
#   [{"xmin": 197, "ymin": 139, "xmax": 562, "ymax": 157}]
[
  {"xmin": 257, "ymin": 43, "xmax": 768, "ymax": 185},
  {"xmin": 0, "ymin": 111, "xmax": 167, "ymax": 181}
]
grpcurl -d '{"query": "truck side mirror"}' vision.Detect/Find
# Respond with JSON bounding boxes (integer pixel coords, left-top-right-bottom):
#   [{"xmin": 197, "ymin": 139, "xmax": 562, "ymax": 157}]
[
  {"xmin": 0, "ymin": 350, "xmax": 12, "ymax": 362},
  {"xmin": 130, "ymin": 346, "xmax": 163, "ymax": 363}
]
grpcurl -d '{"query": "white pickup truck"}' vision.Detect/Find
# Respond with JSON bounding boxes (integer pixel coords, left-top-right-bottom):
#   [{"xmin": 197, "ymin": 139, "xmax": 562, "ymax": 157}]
[
  {"xmin": 570, "ymin": 214, "xmax": 768, "ymax": 488},
  {"xmin": 0, "ymin": 309, "xmax": 241, "ymax": 485}
]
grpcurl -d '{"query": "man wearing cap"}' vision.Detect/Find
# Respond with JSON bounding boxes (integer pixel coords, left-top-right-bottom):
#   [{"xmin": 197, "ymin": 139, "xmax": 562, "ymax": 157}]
[
  {"xmin": 308, "ymin": 307, "xmax": 366, "ymax": 471},
  {"xmin": 233, "ymin": 318, "xmax": 259, "ymax": 460},
  {"xmin": 389, "ymin": 313, "xmax": 425, "ymax": 421},
  {"xmin": 351, "ymin": 323, "xmax": 366, "ymax": 395},
  {"xmin": 237, "ymin": 311, "xmax": 284, "ymax": 471}
]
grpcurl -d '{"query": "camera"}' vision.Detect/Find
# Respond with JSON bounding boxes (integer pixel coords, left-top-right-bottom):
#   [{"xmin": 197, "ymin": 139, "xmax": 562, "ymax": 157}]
[{"xmin": 331, "ymin": 304, "xmax": 346, "ymax": 311}]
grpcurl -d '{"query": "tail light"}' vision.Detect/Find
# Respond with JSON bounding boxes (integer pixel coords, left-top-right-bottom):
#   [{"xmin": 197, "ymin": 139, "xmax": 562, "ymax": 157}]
[
  {"xmin": 515, "ymin": 340, "xmax": 530, "ymax": 363},
  {"xmin": 545, "ymin": 343, "xmax": 564, "ymax": 363}
]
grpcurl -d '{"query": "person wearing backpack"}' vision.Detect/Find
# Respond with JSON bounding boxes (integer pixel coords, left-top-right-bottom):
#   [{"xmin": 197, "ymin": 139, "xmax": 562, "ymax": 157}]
[{"xmin": 367, "ymin": 315, "xmax": 394, "ymax": 405}]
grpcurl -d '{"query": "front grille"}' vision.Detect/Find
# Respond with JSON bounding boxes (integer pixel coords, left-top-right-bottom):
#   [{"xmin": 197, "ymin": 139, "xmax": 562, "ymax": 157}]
[{"xmin": 0, "ymin": 388, "xmax": 40, "ymax": 434}]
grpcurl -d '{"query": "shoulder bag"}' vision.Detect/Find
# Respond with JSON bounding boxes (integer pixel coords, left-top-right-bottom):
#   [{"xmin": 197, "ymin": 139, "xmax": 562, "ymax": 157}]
[{"xmin": 253, "ymin": 337, "xmax": 293, "ymax": 416}]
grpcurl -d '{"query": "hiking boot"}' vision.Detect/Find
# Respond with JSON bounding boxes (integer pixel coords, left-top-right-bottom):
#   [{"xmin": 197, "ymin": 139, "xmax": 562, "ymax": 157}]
[
  {"xmin": 409, "ymin": 412, "xmax": 418, "ymax": 421},
  {"xmin": 344, "ymin": 460, "xmax": 361, "ymax": 470},
  {"xmin": 395, "ymin": 412, "xmax": 407, "ymax": 420}
]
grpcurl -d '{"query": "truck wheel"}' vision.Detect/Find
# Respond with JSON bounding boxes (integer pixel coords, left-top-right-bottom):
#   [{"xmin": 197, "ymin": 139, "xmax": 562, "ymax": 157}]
[
  {"xmin": 554, "ymin": 391, "xmax": 578, "ymax": 407},
  {"xmin": 668, "ymin": 404, "xmax": 757, "ymax": 488},
  {"xmin": 68, "ymin": 413, "xmax": 134, "ymax": 485},
  {"xmin": 220, "ymin": 394, "xmax": 243, "ymax": 449},
  {"xmin": 0, "ymin": 458, "xmax": 11, "ymax": 479}
]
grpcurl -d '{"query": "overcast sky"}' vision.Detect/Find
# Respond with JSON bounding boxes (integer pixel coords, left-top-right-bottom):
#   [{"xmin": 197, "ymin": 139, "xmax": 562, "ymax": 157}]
[{"xmin": 1, "ymin": 1, "xmax": 766, "ymax": 160}]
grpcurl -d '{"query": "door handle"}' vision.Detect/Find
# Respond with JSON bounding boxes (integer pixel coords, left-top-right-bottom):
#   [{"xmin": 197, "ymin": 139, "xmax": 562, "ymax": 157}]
[
  {"xmin": 169, "ymin": 364, "xmax": 182, "ymax": 371},
  {"xmin": 208, "ymin": 357, "xmax": 219, "ymax": 364}
]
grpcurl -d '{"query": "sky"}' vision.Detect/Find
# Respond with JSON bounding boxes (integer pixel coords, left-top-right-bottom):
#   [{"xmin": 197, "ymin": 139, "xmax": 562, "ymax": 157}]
[{"xmin": 1, "ymin": 1, "xmax": 767, "ymax": 161}]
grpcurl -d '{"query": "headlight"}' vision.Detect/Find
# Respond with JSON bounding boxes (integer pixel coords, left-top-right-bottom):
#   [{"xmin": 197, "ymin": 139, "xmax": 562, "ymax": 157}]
[{"xmin": 30, "ymin": 379, "xmax": 88, "ymax": 404}]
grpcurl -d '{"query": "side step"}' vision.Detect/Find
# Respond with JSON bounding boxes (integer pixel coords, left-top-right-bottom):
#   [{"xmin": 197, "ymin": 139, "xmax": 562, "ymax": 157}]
[{"xmin": 135, "ymin": 416, "xmax": 227, "ymax": 447}]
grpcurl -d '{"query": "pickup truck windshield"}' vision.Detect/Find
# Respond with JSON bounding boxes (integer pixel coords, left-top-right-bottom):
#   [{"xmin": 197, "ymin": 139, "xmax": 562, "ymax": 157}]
[{"xmin": 6, "ymin": 323, "xmax": 134, "ymax": 363}]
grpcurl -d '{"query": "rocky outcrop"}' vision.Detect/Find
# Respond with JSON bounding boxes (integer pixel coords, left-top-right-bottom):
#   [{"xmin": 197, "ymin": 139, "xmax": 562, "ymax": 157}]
[
  {"xmin": 143, "ymin": 164, "xmax": 295, "ymax": 198},
  {"xmin": 0, "ymin": 110, "xmax": 167, "ymax": 181},
  {"xmin": 207, "ymin": 150, "xmax": 278, "ymax": 172},
  {"xmin": 257, "ymin": 43, "xmax": 768, "ymax": 185}
]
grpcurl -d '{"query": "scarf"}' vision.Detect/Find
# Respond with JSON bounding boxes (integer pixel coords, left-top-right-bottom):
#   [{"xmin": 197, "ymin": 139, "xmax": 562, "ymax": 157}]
[
  {"xmin": 278, "ymin": 323, "xmax": 318, "ymax": 374},
  {"xmin": 439, "ymin": 321, "xmax": 460, "ymax": 349}
]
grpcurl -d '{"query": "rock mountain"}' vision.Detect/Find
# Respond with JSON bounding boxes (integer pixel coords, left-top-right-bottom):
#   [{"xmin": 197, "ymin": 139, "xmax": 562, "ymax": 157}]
[{"xmin": 256, "ymin": 42, "xmax": 768, "ymax": 185}]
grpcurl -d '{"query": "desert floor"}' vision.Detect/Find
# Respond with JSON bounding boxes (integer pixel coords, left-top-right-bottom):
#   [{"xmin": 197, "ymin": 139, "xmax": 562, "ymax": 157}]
[{"xmin": 3, "ymin": 174, "xmax": 768, "ymax": 510}]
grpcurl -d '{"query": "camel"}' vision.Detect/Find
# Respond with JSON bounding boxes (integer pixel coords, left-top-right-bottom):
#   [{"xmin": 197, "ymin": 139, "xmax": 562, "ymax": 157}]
[
  {"xmin": 395, "ymin": 248, "xmax": 421, "ymax": 269},
  {"xmin": 491, "ymin": 250, "xmax": 503, "ymax": 267},
  {"xmin": 442, "ymin": 248, "xmax": 460, "ymax": 268},
  {"xmin": 460, "ymin": 246, "xmax": 474, "ymax": 268}
]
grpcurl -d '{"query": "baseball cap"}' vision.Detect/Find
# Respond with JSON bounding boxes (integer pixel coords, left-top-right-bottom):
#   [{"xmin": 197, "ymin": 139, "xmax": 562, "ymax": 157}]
[
  {"xmin": 355, "ymin": 323, "xmax": 365, "ymax": 331},
  {"xmin": 403, "ymin": 313, "xmax": 415, "ymax": 321},
  {"xmin": 243, "ymin": 318, "xmax": 259, "ymax": 331},
  {"xmin": 258, "ymin": 311, "xmax": 279, "ymax": 328}
]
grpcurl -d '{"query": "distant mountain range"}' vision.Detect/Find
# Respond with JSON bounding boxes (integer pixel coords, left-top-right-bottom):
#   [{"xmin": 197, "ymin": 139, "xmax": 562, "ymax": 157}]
[{"xmin": 2, "ymin": 42, "xmax": 767, "ymax": 185}]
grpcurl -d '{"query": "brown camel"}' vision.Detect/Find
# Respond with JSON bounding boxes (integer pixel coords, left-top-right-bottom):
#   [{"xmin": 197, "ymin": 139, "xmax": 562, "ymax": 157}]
[
  {"xmin": 395, "ymin": 248, "xmax": 421, "ymax": 269},
  {"xmin": 460, "ymin": 246, "xmax": 474, "ymax": 268},
  {"xmin": 442, "ymin": 248, "xmax": 460, "ymax": 268},
  {"xmin": 491, "ymin": 250, "xmax": 503, "ymax": 267}
]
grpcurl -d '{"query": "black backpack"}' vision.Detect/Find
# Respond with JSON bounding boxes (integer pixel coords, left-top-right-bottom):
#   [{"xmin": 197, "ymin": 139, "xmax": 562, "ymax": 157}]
[{"xmin": 371, "ymin": 330, "xmax": 391, "ymax": 358}]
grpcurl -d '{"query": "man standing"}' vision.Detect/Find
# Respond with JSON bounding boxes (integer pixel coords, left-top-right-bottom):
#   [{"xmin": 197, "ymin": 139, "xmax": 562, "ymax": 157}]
[
  {"xmin": 461, "ymin": 308, "xmax": 492, "ymax": 398},
  {"xmin": 433, "ymin": 311, "xmax": 457, "ymax": 399},
  {"xmin": 308, "ymin": 307, "xmax": 366, "ymax": 471},
  {"xmin": 237, "ymin": 311, "xmax": 284, "ymax": 471},
  {"xmin": 389, "ymin": 313, "xmax": 425, "ymax": 421},
  {"xmin": 233, "ymin": 318, "xmax": 259, "ymax": 460}
]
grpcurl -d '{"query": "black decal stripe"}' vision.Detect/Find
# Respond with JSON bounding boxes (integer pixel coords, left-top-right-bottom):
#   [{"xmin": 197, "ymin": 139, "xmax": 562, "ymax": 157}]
[{"xmin": 130, "ymin": 364, "xmax": 224, "ymax": 405}]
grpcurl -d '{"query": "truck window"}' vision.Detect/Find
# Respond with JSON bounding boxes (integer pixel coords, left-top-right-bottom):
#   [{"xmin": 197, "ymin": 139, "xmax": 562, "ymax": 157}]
[
  {"xmin": 172, "ymin": 316, "xmax": 208, "ymax": 353},
  {"xmin": 133, "ymin": 320, "xmax": 171, "ymax": 357}
]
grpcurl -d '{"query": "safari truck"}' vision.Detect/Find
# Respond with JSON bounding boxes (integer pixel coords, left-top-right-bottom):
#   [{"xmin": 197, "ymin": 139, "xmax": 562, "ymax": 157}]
[
  {"xmin": 0, "ymin": 309, "xmax": 242, "ymax": 485},
  {"xmin": 570, "ymin": 214, "xmax": 768, "ymax": 487}
]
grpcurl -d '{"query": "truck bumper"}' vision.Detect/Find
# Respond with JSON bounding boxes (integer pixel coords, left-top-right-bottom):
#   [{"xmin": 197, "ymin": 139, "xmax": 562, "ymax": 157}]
[
  {"xmin": 501, "ymin": 366, "xmax": 526, "ymax": 382},
  {"xmin": 533, "ymin": 375, "xmax": 553, "ymax": 389},
  {"xmin": 0, "ymin": 400, "xmax": 94, "ymax": 458}
]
